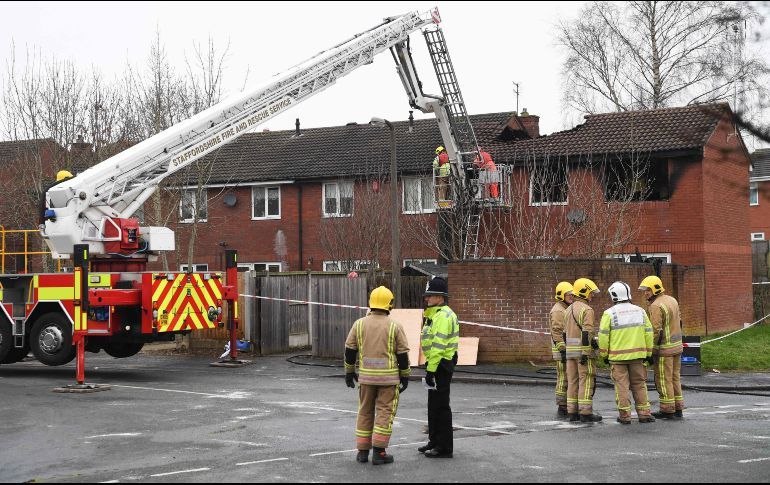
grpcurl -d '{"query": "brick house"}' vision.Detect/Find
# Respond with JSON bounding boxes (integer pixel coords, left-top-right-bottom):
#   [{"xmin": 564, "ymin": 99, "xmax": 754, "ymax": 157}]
[{"xmin": 159, "ymin": 102, "xmax": 751, "ymax": 334}]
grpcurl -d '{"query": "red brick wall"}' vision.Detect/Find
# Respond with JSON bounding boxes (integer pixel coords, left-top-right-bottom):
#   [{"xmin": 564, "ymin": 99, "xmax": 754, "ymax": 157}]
[
  {"xmin": 701, "ymin": 119, "xmax": 753, "ymax": 332},
  {"xmin": 448, "ymin": 259, "xmax": 705, "ymax": 363}
]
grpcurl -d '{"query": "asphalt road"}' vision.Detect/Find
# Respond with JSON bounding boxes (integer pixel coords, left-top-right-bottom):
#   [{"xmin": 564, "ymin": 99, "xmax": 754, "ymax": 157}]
[{"xmin": 1, "ymin": 353, "xmax": 769, "ymax": 483}]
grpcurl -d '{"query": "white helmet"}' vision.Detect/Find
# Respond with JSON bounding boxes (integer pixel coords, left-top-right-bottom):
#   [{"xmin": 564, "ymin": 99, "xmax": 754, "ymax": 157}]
[{"xmin": 608, "ymin": 281, "xmax": 632, "ymax": 303}]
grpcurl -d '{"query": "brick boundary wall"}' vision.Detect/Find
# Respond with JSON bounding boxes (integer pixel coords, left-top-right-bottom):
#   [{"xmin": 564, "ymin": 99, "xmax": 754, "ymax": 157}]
[{"xmin": 448, "ymin": 260, "xmax": 706, "ymax": 364}]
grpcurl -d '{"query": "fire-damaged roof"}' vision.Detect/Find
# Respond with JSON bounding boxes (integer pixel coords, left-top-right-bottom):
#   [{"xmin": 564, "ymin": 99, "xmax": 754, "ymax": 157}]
[
  {"xmin": 181, "ymin": 102, "xmax": 733, "ymax": 186},
  {"xmin": 499, "ymin": 102, "xmax": 734, "ymax": 163}
]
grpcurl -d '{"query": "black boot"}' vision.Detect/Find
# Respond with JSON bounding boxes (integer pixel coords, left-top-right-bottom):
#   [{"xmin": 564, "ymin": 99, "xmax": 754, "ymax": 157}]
[
  {"xmin": 557, "ymin": 405, "xmax": 568, "ymax": 417},
  {"xmin": 638, "ymin": 415, "xmax": 656, "ymax": 423},
  {"xmin": 616, "ymin": 417, "xmax": 631, "ymax": 425},
  {"xmin": 372, "ymin": 447, "xmax": 394, "ymax": 465},
  {"xmin": 569, "ymin": 413, "xmax": 580, "ymax": 422},
  {"xmin": 580, "ymin": 413, "xmax": 603, "ymax": 423},
  {"xmin": 418, "ymin": 442, "xmax": 435, "ymax": 453},
  {"xmin": 356, "ymin": 450, "xmax": 369, "ymax": 463},
  {"xmin": 652, "ymin": 411, "xmax": 676, "ymax": 420},
  {"xmin": 674, "ymin": 410, "xmax": 684, "ymax": 419}
]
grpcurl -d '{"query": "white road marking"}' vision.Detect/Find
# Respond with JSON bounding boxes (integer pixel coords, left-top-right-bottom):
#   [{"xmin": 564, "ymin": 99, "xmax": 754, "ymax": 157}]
[
  {"xmin": 150, "ymin": 467, "xmax": 210, "ymax": 477},
  {"xmin": 211, "ymin": 439, "xmax": 266, "ymax": 447},
  {"xmin": 309, "ymin": 438, "xmax": 476, "ymax": 457},
  {"xmin": 111, "ymin": 385, "xmax": 250, "ymax": 399},
  {"xmin": 84, "ymin": 433, "xmax": 141, "ymax": 439},
  {"xmin": 236, "ymin": 457, "xmax": 289, "ymax": 466},
  {"xmin": 739, "ymin": 457, "xmax": 770, "ymax": 464}
]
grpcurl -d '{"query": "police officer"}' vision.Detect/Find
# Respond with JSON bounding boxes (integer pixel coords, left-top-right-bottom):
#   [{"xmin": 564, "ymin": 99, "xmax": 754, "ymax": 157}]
[
  {"xmin": 418, "ymin": 276, "xmax": 458, "ymax": 458},
  {"xmin": 550, "ymin": 281, "xmax": 574, "ymax": 418},
  {"xmin": 344, "ymin": 286, "xmax": 411, "ymax": 465},
  {"xmin": 639, "ymin": 275, "xmax": 685, "ymax": 420},
  {"xmin": 599, "ymin": 281, "xmax": 655, "ymax": 424},
  {"xmin": 564, "ymin": 277, "xmax": 602, "ymax": 423}
]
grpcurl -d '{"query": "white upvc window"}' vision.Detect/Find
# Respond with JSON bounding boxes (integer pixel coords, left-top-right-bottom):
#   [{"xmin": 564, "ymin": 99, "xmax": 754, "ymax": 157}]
[
  {"xmin": 403, "ymin": 176, "xmax": 435, "ymax": 213},
  {"xmin": 323, "ymin": 260, "xmax": 377, "ymax": 272},
  {"xmin": 750, "ymin": 183, "xmax": 759, "ymax": 206},
  {"xmin": 180, "ymin": 263, "xmax": 209, "ymax": 272},
  {"xmin": 238, "ymin": 262, "xmax": 282, "ymax": 272},
  {"xmin": 529, "ymin": 164, "xmax": 568, "ymax": 206},
  {"xmin": 403, "ymin": 258, "xmax": 438, "ymax": 267},
  {"xmin": 608, "ymin": 252, "xmax": 672, "ymax": 263},
  {"xmin": 252, "ymin": 186, "xmax": 281, "ymax": 219},
  {"xmin": 323, "ymin": 181, "xmax": 354, "ymax": 217},
  {"xmin": 751, "ymin": 233, "xmax": 765, "ymax": 241},
  {"xmin": 180, "ymin": 189, "xmax": 208, "ymax": 223}
]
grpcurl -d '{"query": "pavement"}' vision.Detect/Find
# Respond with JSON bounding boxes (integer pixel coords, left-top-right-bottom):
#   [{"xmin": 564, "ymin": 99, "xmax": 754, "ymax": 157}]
[{"xmin": 285, "ymin": 354, "xmax": 770, "ymax": 393}]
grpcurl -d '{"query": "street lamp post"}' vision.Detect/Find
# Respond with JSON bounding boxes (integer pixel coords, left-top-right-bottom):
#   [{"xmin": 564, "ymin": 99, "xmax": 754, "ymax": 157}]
[{"xmin": 370, "ymin": 117, "xmax": 401, "ymax": 308}]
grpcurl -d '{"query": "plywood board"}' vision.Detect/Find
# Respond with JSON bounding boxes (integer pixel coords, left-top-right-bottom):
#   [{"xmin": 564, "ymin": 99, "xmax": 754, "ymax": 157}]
[
  {"xmin": 416, "ymin": 336, "xmax": 480, "ymax": 367},
  {"xmin": 390, "ymin": 309, "xmax": 423, "ymax": 367}
]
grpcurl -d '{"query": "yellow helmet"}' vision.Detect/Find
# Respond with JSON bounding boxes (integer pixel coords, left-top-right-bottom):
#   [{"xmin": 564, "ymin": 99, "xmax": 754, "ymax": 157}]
[
  {"xmin": 554, "ymin": 281, "xmax": 573, "ymax": 302},
  {"xmin": 369, "ymin": 286, "xmax": 394, "ymax": 312},
  {"xmin": 435, "ymin": 146, "xmax": 445, "ymax": 155},
  {"xmin": 573, "ymin": 278, "xmax": 599, "ymax": 299},
  {"xmin": 639, "ymin": 275, "xmax": 664, "ymax": 295},
  {"xmin": 56, "ymin": 170, "xmax": 73, "ymax": 182}
]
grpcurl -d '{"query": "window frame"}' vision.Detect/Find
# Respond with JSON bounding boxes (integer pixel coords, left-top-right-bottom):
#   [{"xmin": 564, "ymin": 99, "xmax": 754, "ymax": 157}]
[
  {"xmin": 251, "ymin": 186, "xmax": 282, "ymax": 220},
  {"xmin": 179, "ymin": 189, "xmax": 208, "ymax": 223},
  {"xmin": 750, "ymin": 183, "xmax": 759, "ymax": 206},
  {"xmin": 179, "ymin": 263, "xmax": 209, "ymax": 272},
  {"xmin": 322, "ymin": 181, "xmax": 354, "ymax": 218},
  {"xmin": 751, "ymin": 232, "xmax": 765, "ymax": 241},
  {"xmin": 237, "ymin": 262, "xmax": 282, "ymax": 272},
  {"xmin": 402, "ymin": 176, "xmax": 436, "ymax": 214},
  {"xmin": 529, "ymin": 163, "xmax": 568, "ymax": 206}
]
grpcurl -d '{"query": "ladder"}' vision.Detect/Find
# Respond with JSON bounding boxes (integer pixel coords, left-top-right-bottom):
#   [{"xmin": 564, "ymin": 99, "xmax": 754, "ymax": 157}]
[
  {"xmin": 423, "ymin": 27, "xmax": 480, "ymax": 165},
  {"xmin": 463, "ymin": 208, "xmax": 481, "ymax": 260}
]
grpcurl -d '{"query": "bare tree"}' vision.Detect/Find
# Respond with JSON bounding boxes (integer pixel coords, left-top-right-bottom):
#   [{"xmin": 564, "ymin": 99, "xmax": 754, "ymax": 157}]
[{"xmin": 559, "ymin": 1, "xmax": 769, "ymax": 114}]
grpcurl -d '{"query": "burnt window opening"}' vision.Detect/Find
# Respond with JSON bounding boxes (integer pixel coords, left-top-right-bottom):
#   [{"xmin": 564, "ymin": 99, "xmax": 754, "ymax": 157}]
[
  {"xmin": 530, "ymin": 162, "xmax": 568, "ymax": 205},
  {"xmin": 604, "ymin": 158, "xmax": 669, "ymax": 202}
]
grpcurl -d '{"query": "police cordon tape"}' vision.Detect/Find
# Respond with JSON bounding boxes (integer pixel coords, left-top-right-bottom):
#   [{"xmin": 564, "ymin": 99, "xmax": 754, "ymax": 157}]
[{"xmin": 239, "ymin": 294, "xmax": 770, "ymax": 344}]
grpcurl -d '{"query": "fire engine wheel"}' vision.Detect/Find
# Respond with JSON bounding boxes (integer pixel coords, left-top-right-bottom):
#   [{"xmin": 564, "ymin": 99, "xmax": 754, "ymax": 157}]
[
  {"xmin": 0, "ymin": 322, "xmax": 11, "ymax": 363},
  {"xmin": 103, "ymin": 342, "xmax": 144, "ymax": 358},
  {"xmin": 1, "ymin": 345, "xmax": 30, "ymax": 364},
  {"xmin": 30, "ymin": 313, "xmax": 76, "ymax": 366}
]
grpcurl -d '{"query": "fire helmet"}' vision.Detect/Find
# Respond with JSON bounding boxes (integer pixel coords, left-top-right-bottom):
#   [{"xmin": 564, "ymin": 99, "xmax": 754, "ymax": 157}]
[
  {"xmin": 573, "ymin": 278, "xmax": 599, "ymax": 299},
  {"xmin": 554, "ymin": 281, "xmax": 573, "ymax": 302},
  {"xmin": 369, "ymin": 286, "xmax": 394, "ymax": 312},
  {"xmin": 639, "ymin": 275, "xmax": 664, "ymax": 295},
  {"xmin": 608, "ymin": 281, "xmax": 632, "ymax": 303}
]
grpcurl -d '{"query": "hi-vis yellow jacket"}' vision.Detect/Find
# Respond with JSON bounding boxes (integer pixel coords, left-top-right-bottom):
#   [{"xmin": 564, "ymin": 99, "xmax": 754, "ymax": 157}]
[
  {"xmin": 598, "ymin": 302, "xmax": 654, "ymax": 362},
  {"xmin": 345, "ymin": 313, "xmax": 410, "ymax": 385},
  {"xmin": 421, "ymin": 305, "xmax": 459, "ymax": 372}
]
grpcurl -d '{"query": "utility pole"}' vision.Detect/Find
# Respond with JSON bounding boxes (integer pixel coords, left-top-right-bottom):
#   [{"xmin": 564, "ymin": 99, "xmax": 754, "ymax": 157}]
[{"xmin": 512, "ymin": 81, "xmax": 520, "ymax": 114}]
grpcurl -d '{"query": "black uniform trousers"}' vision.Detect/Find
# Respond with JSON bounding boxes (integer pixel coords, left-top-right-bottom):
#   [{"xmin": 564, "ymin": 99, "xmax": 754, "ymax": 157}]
[{"xmin": 427, "ymin": 353, "xmax": 457, "ymax": 453}]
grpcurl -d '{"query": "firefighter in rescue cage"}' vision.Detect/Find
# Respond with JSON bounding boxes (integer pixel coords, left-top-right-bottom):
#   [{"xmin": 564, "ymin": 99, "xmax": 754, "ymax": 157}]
[
  {"xmin": 344, "ymin": 286, "xmax": 411, "ymax": 465},
  {"xmin": 419, "ymin": 276, "xmax": 459, "ymax": 458},
  {"xmin": 432, "ymin": 146, "xmax": 451, "ymax": 203},
  {"xmin": 564, "ymin": 278, "xmax": 603, "ymax": 423},
  {"xmin": 639, "ymin": 275, "xmax": 685, "ymax": 420},
  {"xmin": 598, "ymin": 281, "xmax": 656, "ymax": 424},
  {"xmin": 550, "ymin": 281, "xmax": 573, "ymax": 418}
]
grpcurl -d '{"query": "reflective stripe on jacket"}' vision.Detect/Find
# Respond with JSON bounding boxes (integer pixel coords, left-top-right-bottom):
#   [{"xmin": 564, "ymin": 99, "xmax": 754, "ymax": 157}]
[
  {"xmin": 598, "ymin": 303, "xmax": 653, "ymax": 361},
  {"xmin": 550, "ymin": 301, "xmax": 568, "ymax": 359},
  {"xmin": 564, "ymin": 299, "xmax": 595, "ymax": 359},
  {"xmin": 648, "ymin": 294, "xmax": 683, "ymax": 356},
  {"xmin": 421, "ymin": 305, "xmax": 459, "ymax": 372},
  {"xmin": 345, "ymin": 313, "xmax": 410, "ymax": 385}
]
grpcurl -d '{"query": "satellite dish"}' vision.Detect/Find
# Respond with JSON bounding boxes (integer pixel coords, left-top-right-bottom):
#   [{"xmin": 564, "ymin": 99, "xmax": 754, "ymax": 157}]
[
  {"xmin": 567, "ymin": 208, "xmax": 587, "ymax": 224},
  {"xmin": 223, "ymin": 192, "xmax": 237, "ymax": 207}
]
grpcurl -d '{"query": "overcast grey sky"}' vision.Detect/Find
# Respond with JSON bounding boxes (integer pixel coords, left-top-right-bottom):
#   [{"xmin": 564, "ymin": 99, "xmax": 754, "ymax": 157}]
[{"xmin": 1, "ymin": 1, "xmax": 588, "ymax": 137}]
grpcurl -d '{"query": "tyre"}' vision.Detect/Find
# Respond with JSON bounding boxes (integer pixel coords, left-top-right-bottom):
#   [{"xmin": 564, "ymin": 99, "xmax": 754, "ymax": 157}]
[
  {"xmin": 1, "ymin": 345, "xmax": 30, "ymax": 364},
  {"xmin": 30, "ymin": 313, "xmax": 76, "ymax": 366},
  {"xmin": 103, "ymin": 342, "xmax": 144, "ymax": 358},
  {"xmin": 0, "ymin": 321, "xmax": 11, "ymax": 363}
]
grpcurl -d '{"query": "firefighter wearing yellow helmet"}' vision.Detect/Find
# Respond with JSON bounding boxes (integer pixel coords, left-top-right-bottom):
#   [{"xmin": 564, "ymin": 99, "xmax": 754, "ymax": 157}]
[
  {"xmin": 432, "ymin": 146, "xmax": 450, "ymax": 204},
  {"xmin": 639, "ymin": 275, "xmax": 684, "ymax": 420},
  {"xmin": 564, "ymin": 277, "xmax": 602, "ymax": 423},
  {"xmin": 550, "ymin": 281, "xmax": 573, "ymax": 418},
  {"xmin": 344, "ymin": 286, "xmax": 410, "ymax": 465},
  {"xmin": 56, "ymin": 170, "xmax": 73, "ymax": 182}
]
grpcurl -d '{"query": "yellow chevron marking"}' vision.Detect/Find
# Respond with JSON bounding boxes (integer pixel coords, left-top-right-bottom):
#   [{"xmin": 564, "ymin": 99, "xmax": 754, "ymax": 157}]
[{"xmin": 152, "ymin": 276, "xmax": 168, "ymax": 301}]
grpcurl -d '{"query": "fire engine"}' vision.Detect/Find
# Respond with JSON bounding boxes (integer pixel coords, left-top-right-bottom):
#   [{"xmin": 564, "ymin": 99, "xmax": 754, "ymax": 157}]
[{"xmin": 0, "ymin": 7, "xmax": 504, "ymax": 374}]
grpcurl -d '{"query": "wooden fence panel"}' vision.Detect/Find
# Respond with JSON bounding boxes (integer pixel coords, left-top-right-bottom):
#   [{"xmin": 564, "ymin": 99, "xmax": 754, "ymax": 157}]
[{"xmin": 312, "ymin": 276, "xmax": 367, "ymax": 358}]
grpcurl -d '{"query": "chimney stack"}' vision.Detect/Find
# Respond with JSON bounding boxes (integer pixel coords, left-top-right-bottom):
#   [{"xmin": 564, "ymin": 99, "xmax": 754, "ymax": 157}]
[{"xmin": 519, "ymin": 108, "xmax": 540, "ymax": 138}]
